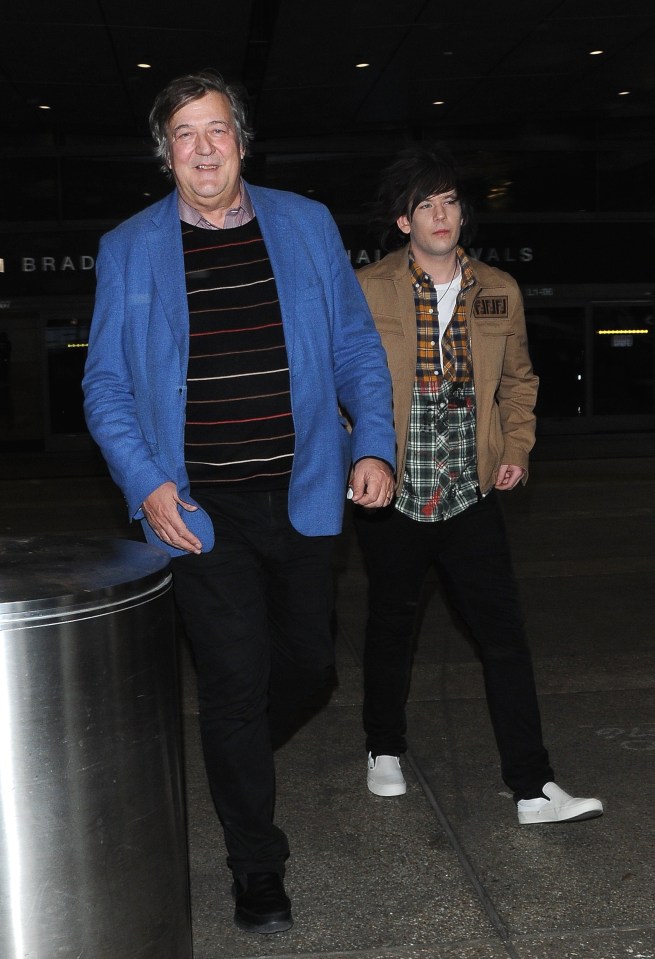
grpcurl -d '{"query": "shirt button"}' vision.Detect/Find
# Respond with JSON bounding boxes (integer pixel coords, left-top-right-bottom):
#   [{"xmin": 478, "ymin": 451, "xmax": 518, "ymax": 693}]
[
  {"xmin": 429, "ymin": 308, "xmax": 434, "ymax": 314},
  {"xmin": 430, "ymin": 340, "xmax": 436, "ymax": 346}
]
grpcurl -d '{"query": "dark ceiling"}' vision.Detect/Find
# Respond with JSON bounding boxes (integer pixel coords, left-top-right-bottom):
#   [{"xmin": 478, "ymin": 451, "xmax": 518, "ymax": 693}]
[{"xmin": 2, "ymin": 0, "xmax": 655, "ymax": 218}]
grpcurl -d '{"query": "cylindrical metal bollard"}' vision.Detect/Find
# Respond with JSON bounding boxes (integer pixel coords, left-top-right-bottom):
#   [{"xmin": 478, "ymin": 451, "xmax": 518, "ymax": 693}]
[{"xmin": 0, "ymin": 535, "xmax": 192, "ymax": 959}]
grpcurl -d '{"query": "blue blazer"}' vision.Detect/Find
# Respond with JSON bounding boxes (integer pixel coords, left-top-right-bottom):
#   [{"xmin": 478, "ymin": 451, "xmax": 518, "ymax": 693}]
[{"xmin": 83, "ymin": 184, "xmax": 396, "ymax": 556}]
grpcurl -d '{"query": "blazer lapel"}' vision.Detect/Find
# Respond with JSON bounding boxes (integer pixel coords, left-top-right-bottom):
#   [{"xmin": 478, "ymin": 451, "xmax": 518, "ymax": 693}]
[
  {"xmin": 145, "ymin": 191, "xmax": 189, "ymax": 351},
  {"xmin": 247, "ymin": 184, "xmax": 296, "ymax": 360}
]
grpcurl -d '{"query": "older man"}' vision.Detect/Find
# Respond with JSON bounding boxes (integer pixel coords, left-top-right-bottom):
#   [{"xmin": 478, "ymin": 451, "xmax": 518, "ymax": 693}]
[{"xmin": 83, "ymin": 70, "xmax": 395, "ymax": 935}]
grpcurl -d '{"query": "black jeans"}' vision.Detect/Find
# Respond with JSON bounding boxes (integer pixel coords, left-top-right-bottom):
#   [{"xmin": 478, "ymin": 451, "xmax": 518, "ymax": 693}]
[
  {"xmin": 353, "ymin": 490, "xmax": 554, "ymax": 799},
  {"xmin": 172, "ymin": 488, "xmax": 336, "ymax": 876}
]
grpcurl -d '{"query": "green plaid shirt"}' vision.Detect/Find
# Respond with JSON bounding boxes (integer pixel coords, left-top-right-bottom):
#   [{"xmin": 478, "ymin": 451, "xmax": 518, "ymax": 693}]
[{"xmin": 395, "ymin": 248, "xmax": 481, "ymax": 522}]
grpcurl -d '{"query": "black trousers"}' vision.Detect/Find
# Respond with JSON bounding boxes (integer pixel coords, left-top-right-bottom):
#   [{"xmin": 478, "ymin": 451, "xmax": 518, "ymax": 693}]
[
  {"xmin": 353, "ymin": 490, "xmax": 554, "ymax": 800},
  {"xmin": 172, "ymin": 488, "xmax": 336, "ymax": 876}
]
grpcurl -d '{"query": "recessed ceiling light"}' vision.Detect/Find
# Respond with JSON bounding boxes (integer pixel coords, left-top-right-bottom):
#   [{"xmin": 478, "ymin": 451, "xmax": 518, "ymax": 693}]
[
  {"xmin": 432, "ymin": 100, "xmax": 445, "ymax": 106},
  {"xmin": 589, "ymin": 49, "xmax": 604, "ymax": 56},
  {"xmin": 355, "ymin": 62, "xmax": 370, "ymax": 69},
  {"xmin": 38, "ymin": 104, "xmax": 51, "ymax": 110},
  {"xmin": 137, "ymin": 63, "xmax": 152, "ymax": 69},
  {"xmin": 618, "ymin": 90, "xmax": 630, "ymax": 96}
]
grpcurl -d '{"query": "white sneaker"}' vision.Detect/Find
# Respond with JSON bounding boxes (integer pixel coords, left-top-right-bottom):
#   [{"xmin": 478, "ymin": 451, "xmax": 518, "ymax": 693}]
[
  {"xmin": 367, "ymin": 753, "xmax": 406, "ymax": 797},
  {"xmin": 517, "ymin": 781, "xmax": 604, "ymax": 824}
]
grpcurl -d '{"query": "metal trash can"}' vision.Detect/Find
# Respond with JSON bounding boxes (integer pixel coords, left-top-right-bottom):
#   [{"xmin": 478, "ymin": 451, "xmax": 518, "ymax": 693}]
[{"xmin": 0, "ymin": 535, "xmax": 192, "ymax": 959}]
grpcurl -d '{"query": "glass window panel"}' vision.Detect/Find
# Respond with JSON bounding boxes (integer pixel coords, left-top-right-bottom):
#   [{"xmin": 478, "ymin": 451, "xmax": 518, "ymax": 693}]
[
  {"xmin": 45, "ymin": 316, "xmax": 90, "ymax": 434},
  {"xmin": 0, "ymin": 314, "xmax": 43, "ymax": 444},
  {"xmin": 592, "ymin": 304, "xmax": 655, "ymax": 415},
  {"xmin": 525, "ymin": 307, "xmax": 586, "ymax": 418}
]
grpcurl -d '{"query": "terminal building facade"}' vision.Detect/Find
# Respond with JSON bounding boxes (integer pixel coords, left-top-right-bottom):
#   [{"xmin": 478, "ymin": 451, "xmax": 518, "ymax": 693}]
[{"xmin": 1, "ymin": 145, "xmax": 654, "ymax": 453}]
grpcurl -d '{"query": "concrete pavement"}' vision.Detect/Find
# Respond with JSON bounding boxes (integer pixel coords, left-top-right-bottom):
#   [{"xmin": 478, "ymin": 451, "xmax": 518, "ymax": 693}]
[{"xmin": 1, "ymin": 449, "xmax": 653, "ymax": 959}]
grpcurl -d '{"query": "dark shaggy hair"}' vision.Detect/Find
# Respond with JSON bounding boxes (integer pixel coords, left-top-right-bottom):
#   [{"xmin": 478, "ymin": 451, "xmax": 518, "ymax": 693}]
[
  {"xmin": 371, "ymin": 145, "xmax": 476, "ymax": 251},
  {"xmin": 149, "ymin": 69, "xmax": 254, "ymax": 174}
]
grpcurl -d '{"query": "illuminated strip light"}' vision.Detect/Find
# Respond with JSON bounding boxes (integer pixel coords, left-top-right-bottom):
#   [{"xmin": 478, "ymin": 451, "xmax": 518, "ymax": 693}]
[
  {"xmin": 66, "ymin": 342, "xmax": 89, "ymax": 349},
  {"xmin": 596, "ymin": 329, "xmax": 649, "ymax": 335}
]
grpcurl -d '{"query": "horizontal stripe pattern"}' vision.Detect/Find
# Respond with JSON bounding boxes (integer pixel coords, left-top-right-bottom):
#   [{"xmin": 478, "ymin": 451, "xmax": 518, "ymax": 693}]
[{"xmin": 182, "ymin": 218, "xmax": 294, "ymax": 487}]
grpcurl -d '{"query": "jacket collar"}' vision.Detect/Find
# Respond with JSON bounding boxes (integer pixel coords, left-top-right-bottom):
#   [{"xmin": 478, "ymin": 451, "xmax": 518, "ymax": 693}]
[
  {"xmin": 143, "ymin": 185, "xmax": 299, "ymax": 356},
  {"xmin": 372, "ymin": 243, "xmax": 508, "ymax": 291}
]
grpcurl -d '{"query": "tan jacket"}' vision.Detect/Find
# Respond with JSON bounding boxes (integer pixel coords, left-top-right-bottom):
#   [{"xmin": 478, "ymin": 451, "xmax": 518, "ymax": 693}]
[{"xmin": 357, "ymin": 247, "xmax": 539, "ymax": 495}]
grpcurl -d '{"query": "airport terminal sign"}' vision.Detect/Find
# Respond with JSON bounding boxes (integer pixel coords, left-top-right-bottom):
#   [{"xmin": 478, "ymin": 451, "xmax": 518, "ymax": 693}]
[
  {"xmin": 1, "ymin": 219, "xmax": 654, "ymax": 300},
  {"xmin": 341, "ymin": 220, "xmax": 654, "ymax": 285},
  {"xmin": 0, "ymin": 232, "xmax": 99, "ymax": 297}
]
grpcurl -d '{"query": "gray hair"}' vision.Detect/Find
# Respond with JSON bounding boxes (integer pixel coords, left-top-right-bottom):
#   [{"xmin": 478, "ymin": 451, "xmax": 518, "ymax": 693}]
[{"xmin": 149, "ymin": 69, "xmax": 254, "ymax": 172}]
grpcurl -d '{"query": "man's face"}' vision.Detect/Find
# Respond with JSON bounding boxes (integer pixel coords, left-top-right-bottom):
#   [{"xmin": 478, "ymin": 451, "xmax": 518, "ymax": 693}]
[
  {"xmin": 167, "ymin": 91, "xmax": 243, "ymax": 213},
  {"xmin": 397, "ymin": 190, "xmax": 463, "ymax": 262}
]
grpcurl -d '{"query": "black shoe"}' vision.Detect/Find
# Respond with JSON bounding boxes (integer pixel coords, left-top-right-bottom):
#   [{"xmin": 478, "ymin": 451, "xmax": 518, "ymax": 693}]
[{"xmin": 233, "ymin": 871, "xmax": 293, "ymax": 934}]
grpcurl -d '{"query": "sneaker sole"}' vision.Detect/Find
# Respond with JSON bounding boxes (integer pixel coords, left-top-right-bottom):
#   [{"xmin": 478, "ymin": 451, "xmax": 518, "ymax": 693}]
[
  {"xmin": 367, "ymin": 780, "xmax": 407, "ymax": 797},
  {"xmin": 518, "ymin": 805, "xmax": 604, "ymax": 825}
]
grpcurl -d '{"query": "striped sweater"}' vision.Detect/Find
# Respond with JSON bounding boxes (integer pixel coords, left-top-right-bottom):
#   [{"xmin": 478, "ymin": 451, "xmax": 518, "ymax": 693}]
[{"xmin": 182, "ymin": 218, "xmax": 295, "ymax": 488}]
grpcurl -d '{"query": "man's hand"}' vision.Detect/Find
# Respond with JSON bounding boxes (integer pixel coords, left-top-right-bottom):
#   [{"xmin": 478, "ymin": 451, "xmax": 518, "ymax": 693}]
[
  {"xmin": 348, "ymin": 457, "xmax": 395, "ymax": 508},
  {"xmin": 494, "ymin": 464, "xmax": 525, "ymax": 491},
  {"xmin": 142, "ymin": 481, "xmax": 203, "ymax": 553}
]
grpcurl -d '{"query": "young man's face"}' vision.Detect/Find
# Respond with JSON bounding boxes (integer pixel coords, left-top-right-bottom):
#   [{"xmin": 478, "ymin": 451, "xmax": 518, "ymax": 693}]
[{"xmin": 397, "ymin": 190, "xmax": 463, "ymax": 264}]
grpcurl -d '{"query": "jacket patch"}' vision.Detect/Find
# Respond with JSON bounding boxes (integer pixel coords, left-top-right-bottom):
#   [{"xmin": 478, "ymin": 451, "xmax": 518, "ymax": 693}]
[{"xmin": 473, "ymin": 295, "xmax": 508, "ymax": 318}]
